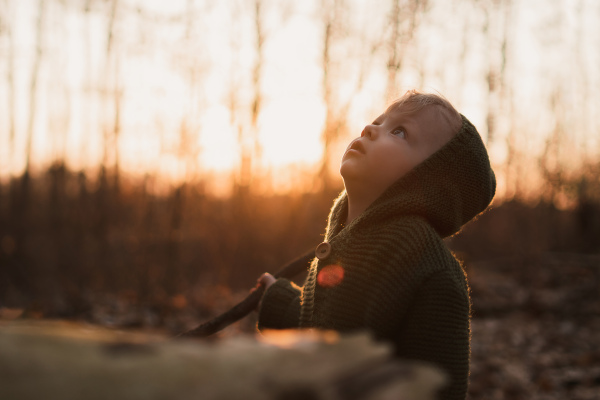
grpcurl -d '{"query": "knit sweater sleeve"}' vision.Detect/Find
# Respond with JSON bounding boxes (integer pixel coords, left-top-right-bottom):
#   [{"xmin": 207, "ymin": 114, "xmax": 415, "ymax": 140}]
[
  {"xmin": 392, "ymin": 271, "xmax": 470, "ymax": 400},
  {"xmin": 257, "ymin": 278, "xmax": 302, "ymax": 330}
]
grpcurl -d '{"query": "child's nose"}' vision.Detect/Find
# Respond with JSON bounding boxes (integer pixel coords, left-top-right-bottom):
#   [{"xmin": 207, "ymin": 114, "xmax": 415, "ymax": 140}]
[{"xmin": 361, "ymin": 125, "xmax": 377, "ymax": 139}]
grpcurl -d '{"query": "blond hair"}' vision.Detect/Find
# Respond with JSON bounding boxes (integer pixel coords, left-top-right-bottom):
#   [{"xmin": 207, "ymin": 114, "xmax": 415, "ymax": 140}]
[{"xmin": 386, "ymin": 90, "xmax": 463, "ymax": 136}]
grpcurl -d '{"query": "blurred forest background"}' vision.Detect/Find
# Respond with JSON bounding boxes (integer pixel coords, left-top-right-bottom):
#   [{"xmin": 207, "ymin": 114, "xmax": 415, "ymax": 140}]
[{"xmin": 0, "ymin": 0, "xmax": 599, "ymax": 398}]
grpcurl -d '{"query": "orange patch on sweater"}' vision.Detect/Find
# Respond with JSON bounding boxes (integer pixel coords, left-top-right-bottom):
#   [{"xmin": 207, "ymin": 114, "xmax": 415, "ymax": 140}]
[{"xmin": 317, "ymin": 264, "xmax": 344, "ymax": 288}]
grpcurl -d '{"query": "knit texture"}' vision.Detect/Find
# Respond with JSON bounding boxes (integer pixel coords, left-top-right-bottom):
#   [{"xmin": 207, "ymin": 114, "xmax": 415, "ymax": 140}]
[
  {"xmin": 258, "ymin": 115, "xmax": 496, "ymax": 400},
  {"xmin": 257, "ymin": 278, "xmax": 302, "ymax": 330}
]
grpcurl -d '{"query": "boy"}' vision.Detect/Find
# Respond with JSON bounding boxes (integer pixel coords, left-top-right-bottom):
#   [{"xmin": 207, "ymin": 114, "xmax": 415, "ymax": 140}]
[{"xmin": 256, "ymin": 90, "xmax": 496, "ymax": 400}]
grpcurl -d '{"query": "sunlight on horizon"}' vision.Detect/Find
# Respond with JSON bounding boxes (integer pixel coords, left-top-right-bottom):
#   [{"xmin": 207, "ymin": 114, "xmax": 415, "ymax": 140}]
[{"xmin": 0, "ymin": 0, "xmax": 331, "ymax": 191}]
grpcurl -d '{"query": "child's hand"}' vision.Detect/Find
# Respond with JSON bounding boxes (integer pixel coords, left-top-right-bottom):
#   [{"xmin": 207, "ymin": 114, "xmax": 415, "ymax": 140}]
[
  {"xmin": 250, "ymin": 273, "xmax": 276, "ymax": 312},
  {"xmin": 250, "ymin": 273, "xmax": 276, "ymax": 293},
  {"xmin": 257, "ymin": 273, "xmax": 276, "ymax": 290}
]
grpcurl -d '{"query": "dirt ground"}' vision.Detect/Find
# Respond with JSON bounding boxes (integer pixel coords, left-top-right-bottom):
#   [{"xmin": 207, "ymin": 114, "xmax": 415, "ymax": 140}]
[
  {"xmin": 469, "ymin": 314, "xmax": 600, "ymax": 400},
  {"xmin": 466, "ymin": 253, "xmax": 600, "ymax": 400},
  {"xmin": 1, "ymin": 253, "xmax": 597, "ymax": 399}
]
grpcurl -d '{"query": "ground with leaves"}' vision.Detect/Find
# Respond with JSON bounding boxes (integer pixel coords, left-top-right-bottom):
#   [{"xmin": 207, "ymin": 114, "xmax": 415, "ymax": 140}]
[
  {"xmin": 1, "ymin": 253, "xmax": 598, "ymax": 399},
  {"xmin": 466, "ymin": 253, "xmax": 600, "ymax": 400}
]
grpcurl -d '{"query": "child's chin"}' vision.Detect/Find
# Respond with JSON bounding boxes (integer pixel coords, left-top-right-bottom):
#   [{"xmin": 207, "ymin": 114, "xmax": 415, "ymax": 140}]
[
  {"xmin": 339, "ymin": 161, "xmax": 362, "ymax": 181},
  {"xmin": 339, "ymin": 160, "xmax": 352, "ymax": 177}
]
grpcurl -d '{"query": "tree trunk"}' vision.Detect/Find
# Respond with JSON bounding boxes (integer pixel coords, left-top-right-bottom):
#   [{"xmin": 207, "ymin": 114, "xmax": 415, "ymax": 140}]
[{"xmin": 24, "ymin": 0, "xmax": 46, "ymax": 175}]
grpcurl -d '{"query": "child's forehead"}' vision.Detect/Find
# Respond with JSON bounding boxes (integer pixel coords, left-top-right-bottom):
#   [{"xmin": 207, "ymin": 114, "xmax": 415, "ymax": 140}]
[{"xmin": 375, "ymin": 105, "xmax": 422, "ymax": 123}]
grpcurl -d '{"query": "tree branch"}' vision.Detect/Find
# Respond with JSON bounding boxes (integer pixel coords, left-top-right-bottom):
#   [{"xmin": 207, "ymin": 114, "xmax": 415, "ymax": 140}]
[{"xmin": 176, "ymin": 248, "xmax": 315, "ymax": 338}]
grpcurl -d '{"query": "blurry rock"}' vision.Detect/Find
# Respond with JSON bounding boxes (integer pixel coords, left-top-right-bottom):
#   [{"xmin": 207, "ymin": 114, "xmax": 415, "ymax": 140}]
[{"xmin": 0, "ymin": 320, "xmax": 446, "ymax": 400}]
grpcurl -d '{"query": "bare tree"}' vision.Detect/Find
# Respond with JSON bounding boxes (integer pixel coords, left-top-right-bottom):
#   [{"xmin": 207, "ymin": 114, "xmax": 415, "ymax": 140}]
[
  {"xmin": 79, "ymin": 0, "xmax": 94, "ymax": 169},
  {"xmin": 572, "ymin": 0, "xmax": 589, "ymax": 161},
  {"xmin": 476, "ymin": 0, "xmax": 519, "ymax": 198},
  {"xmin": 24, "ymin": 0, "xmax": 46, "ymax": 176},
  {"xmin": 2, "ymin": 0, "xmax": 16, "ymax": 168},
  {"xmin": 317, "ymin": 0, "xmax": 348, "ymax": 190},
  {"xmin": 499, "ymin": 0, "xmax": 518, "ymax": 198},
  {"xmin": 539, "ymin": 89, "xmax": 566, "ymax": 205},
  {"xmin": 47, "ymin": 1, "xmax": 72, "ymax": 165},
  {"xmin": 384, "ymin": 0, "xmax": 428, "ymax": 101},
  {"xmin": 479, "ymin": 0, "xmax": 512, "ymax": 147},
  {"xmin": 316, "ymin": 0, "xmax": 377, "ymax": 189},
  {"xmin": 227, "ymin": 1, "xmax": 249, "ymax": 190},
  {"xmin": 455, "ymin": 0, "xmax": 471, "ymax": 100},
  {"xmin": 250, "ymin": 0, "xmax": 264, "ymax": 173},
  {"xmin": 229, "ymin": 0, "xmax": 266, "ymax": 191},
  {"xmin": 178, "ymin": 0, "xmax": 204, "ymax": 181},
  {"xmin": 101, "ymin": 0, "xmax": 121, "ymax": 190}
]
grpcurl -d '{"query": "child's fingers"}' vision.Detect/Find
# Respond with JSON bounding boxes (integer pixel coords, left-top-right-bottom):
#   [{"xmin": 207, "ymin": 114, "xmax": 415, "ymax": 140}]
[
  {"xmin": 252, "ymin": 273, "xmax": 276, "ymax": 313},
  {"xmin": 257, "ymin": 273, "xmax": 276, "ymax": 289}
]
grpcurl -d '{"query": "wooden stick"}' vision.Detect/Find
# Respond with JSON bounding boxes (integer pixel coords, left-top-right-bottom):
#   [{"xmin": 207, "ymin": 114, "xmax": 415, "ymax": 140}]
[{"xmin": 176, "ymin": 248, "xmax": 315, "ymax": 338}]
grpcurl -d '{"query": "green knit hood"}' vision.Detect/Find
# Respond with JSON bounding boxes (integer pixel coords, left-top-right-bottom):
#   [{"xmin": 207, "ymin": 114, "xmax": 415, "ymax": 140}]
[{"xmin": 326, "ymin": 114, "xmax": 496, "ymax": 239}]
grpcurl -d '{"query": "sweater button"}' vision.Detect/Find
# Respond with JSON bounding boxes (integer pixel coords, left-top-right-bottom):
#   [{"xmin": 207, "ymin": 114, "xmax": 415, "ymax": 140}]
[{"xmin": 315, "ymin": 242, "xmax": 332, "ymax": 259}]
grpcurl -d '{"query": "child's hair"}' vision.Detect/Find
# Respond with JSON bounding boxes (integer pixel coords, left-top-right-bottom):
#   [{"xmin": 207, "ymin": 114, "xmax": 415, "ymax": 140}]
[{"xmin": 386, "ymin": 90, "xmax": 463, "ymax": 136}]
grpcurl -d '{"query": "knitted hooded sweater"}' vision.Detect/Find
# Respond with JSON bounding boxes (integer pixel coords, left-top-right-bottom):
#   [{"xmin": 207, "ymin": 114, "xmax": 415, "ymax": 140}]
[{"xmin": 257, "ymin": 115, "xmax": 496, "ymax": 400}]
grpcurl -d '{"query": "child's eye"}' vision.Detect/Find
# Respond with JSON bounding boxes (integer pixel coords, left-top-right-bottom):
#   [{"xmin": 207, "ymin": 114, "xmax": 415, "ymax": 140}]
[{"xmin": 391, "ymin": 128, "xmax": 406, "ymax": 139}]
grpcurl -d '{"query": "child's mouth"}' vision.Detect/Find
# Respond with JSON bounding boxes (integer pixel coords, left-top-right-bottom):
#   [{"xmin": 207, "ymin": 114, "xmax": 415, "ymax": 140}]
[{"xmin": 347, "ymin": 140, "xmax": 366, "ymax": 155}]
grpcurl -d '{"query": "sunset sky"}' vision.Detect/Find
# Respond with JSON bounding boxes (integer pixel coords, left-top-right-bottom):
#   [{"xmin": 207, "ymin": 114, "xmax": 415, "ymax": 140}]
[{"xmin": 1, "ymin": 0, "xmax": 599, "ymax": 196}]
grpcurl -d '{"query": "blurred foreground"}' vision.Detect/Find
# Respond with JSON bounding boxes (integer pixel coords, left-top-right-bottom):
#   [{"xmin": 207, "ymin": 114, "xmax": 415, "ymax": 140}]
[
  {"xmin": 0, "ymin": 322, "xmax": 445, "ymax": 400},
  {"xmin": 1, "ymin": 165, "xmax": 599, "ymax": 399}
]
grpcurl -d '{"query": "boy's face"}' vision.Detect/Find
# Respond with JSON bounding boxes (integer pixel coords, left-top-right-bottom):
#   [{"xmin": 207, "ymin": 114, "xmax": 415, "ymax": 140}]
[{"xmin": 340, "ymin": 105, "xmax": 456, "ymax": 195}]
